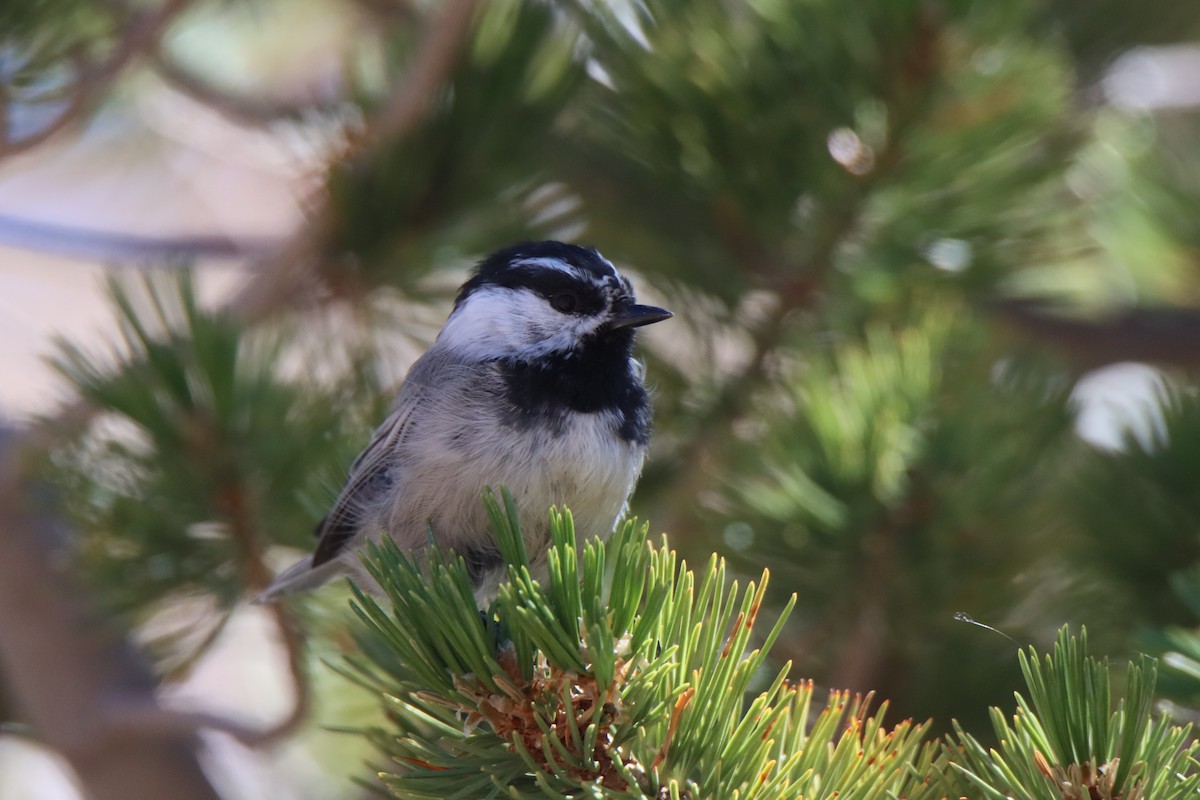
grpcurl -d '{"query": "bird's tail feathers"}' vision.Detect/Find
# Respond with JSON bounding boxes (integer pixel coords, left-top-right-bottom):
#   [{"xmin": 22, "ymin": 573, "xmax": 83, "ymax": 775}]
[{"xmin": 254, "ymin": 555, "xmax": 345, "ymax": 604}]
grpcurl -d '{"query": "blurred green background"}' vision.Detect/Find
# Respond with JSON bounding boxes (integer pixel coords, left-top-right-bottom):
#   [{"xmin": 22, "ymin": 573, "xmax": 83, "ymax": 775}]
[{"xmin": 4, "ymin": 0, "xmax": 1200, "ymax": 796}]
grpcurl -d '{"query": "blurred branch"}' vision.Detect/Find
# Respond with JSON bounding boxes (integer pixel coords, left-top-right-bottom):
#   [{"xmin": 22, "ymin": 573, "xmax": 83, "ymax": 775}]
[
  {"xmin": 0, "ymin": 0, "xmax": 191, "ymax": 160},
  {"xmin": 0, "ymin": 213, "xmax": 279, "ymax": 262},
  {"xmin": 229, "ymin": 0, "xmax": 480, "ymax": 321},
  {"xmin": 149, "ymin": 49, "xmax": 342, "ymax": 126},
  {"xmin": 830, "ymin": 479, "xmax": 933, "ymax": 692},
  {"xmin": 349, "ymin": 0, "xmax": 420, "ymax": 24},
  {"xmin": 0, "ymin": 427, "xmax": 221, "ymax": 800},
  {"xmin": 993, "ymin": 299, "xmax": 1200, "ymax": 371},
  {"xmin": 356, "ymin": 0, "xmax": 478, "ymax": 155}
]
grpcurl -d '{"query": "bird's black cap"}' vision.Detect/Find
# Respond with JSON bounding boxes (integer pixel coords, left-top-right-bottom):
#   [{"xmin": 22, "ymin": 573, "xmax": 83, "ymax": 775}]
[{"xmin": 455, "ymin": 241, "xmax": 628, "ymax": 311}]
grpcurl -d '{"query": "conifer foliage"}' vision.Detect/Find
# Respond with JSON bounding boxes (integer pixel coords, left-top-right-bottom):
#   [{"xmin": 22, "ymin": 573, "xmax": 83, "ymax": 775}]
[
  {"xmin": 4, "ymin": 0, "xmax": 1200, "ymax": 795},
  {"xmin": 342, "ymin": 493, "xmax": 1200, "ymax": 799},
  {"xmin": 344, "ymin": 490, "xmax": 936, "ymax": 799}
]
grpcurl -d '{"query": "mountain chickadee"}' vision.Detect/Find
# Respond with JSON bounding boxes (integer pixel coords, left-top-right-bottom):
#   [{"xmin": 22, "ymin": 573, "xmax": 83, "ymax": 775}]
[{"xmin": 258, "ymin": 241, "xmax": 671, "ymax": 602}]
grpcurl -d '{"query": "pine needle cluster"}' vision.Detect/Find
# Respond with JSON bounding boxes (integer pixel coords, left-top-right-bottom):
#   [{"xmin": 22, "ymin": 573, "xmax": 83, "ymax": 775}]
[
  {"xmin": 338, "ymin": 492, "xmax": 1200, "ymax": 800},
  {"xmin": 341, "ymin": 490, "xmax": 934, "ymax": 799}
]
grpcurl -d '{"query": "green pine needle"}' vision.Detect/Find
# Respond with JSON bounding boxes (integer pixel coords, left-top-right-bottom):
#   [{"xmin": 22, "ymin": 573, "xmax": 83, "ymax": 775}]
[
  {"xmin": 343, "ymin": 489, "xmax": 931, "ymax": 798},
  {"xmin": 949, "ymin": 626, "xmax": 1199, "ymax": 800}
]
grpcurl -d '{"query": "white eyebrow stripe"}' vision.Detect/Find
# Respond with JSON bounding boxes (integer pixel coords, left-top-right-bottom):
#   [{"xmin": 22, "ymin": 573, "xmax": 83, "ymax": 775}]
[
  {"xmin": 597, "ymin": 253, "xmax": 619, "ymax": 277},
  {"xmin": 514, "ymin": 256, "xmax": 577, "ymax": 275}
]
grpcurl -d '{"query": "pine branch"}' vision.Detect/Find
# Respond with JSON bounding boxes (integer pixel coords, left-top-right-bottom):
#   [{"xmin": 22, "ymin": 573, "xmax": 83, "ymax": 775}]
[
  {"xmin": 340, "ymin": 489, "xmax": 937, "ymax": 798},
  {"xmin": 949, "ymin": 627, "xmax": 1200, "ymax": 800}
]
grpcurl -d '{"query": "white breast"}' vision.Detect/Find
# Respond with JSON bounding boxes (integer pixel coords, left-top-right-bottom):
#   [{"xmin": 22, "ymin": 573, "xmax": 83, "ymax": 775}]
[{"xmin": 366, "ymin": 399, "xmax": 644, "ymax": 567}]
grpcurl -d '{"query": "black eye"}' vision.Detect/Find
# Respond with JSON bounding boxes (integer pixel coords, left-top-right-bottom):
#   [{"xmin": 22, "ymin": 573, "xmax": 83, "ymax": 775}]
[{"xmin": 550, "ymin": 292, "xmax": 578, "ymax": 313}]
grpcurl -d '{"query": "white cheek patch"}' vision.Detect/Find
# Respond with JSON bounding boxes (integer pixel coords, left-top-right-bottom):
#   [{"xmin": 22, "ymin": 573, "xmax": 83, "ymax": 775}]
[
  {"xmin": 438, "ymin": 288, "xmax": 607, "ymax": 360},
  {"xmin": 438, "ymin": 289, "xmax": 533, "ymax": 358}
]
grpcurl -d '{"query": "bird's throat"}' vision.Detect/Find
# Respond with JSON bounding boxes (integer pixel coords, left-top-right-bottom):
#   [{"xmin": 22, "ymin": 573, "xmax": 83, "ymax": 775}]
[{"xmin": 498, "ymin": 332, "xmax": 650, "ymax": 445}]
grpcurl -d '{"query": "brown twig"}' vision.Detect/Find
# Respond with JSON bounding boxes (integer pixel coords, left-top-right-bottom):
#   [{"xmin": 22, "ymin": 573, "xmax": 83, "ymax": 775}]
[
  {"xmin": 87, "ymin": 600, "xmax": 307, "ymax": 749},
  {"xmin": 0, "ymin": 0, "xmax": 191, "ymax": 160},
  {"xmin": 213, "ymin": 477, "xmax": 311, "ymax": 744},
  {"xmin": 828, "ymin": 508, "xmax": 903, "ymax": 692}
]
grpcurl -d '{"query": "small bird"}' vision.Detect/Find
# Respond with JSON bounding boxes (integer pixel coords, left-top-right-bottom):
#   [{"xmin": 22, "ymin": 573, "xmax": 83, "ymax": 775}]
[{"xmin": 258, "ymin": 241, "xmax": 671, "ymax": 602}]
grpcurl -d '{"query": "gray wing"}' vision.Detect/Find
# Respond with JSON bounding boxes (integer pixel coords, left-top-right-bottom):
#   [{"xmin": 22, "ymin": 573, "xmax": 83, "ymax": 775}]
[{"xmin": 310, "ymin": 373, "xmax": 429, "ymax": 567}]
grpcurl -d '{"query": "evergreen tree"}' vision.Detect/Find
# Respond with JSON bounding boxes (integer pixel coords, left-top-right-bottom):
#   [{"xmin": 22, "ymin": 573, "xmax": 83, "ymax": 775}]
[{"xmin": 3, "ymin": 0, "xmax": 1200, "ymax": 796}]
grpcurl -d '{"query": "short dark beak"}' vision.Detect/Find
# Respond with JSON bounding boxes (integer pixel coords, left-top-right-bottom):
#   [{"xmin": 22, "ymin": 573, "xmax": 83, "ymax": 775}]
[{"xmin": 608, "ymin": 303, "xmax": 673, "ymax": 330}]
